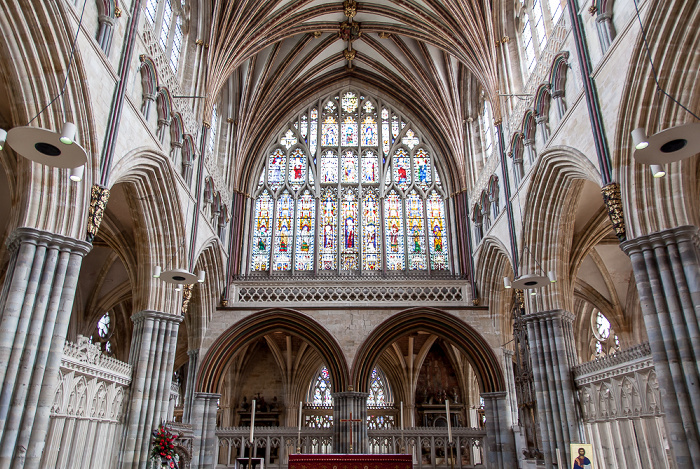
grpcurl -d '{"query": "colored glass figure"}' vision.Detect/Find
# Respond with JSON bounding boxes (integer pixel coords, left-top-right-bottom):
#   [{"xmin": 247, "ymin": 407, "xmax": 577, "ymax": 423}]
[
  {"xmin": 427, "ymin": 191, "xmax": 449, "ymax": 270},
  {"xmin": 341, "ymin": 116, "xmax": 358, "ymax": 147},
  {"xmin": 341, "ymin": 190, "xmax": 358, "ymax": 270},
  {"xmin": 391, "ymin": 116, "xmax": 399, "ymax": 140},
  {"xmin": 406, "ymin": 191, "xmax": 426, "ymax": 270},
  {"xmin": 321, "ymin": 150, "xmax": 338, "ymax": 183},
  {"xmin": 267, "ymin": 149, "xmax": 286, "ymax": 190},
  {"xmin": 382, "ymin": 108, "xmax": 390, "ymax": 155},
  {"xmin": 274, "ymin": 191, "xmax": 294, "ymax": 270},
  {"xmin": 393, "ymin": 148, "xmax": 411, "ymax": 190},
  {"xmin": 342, "ymin": 150, "xmax": 358, "ymax": 183},
  {"xmin": 341, "ymin": 92, "xmax": 359, "ymax": 113},
  {"xmin": 367, "ymin": 368, "xmax": 387, "ymax": 406},
  {"xmin": 361, "ymin": 116, "xmax": 378, "ymax": 146},
  {"xmin": 310, "ymin": 109, "xmax": 318, "ymax": 155},
  {"xmin": 288, "ymin": 148, "xmax": 306, "ymax": 190},
  {"xmin": 362, "ymin": 190, "xmax": 381, "ymax": 270},
  {"xmin": 281, "ymin": 129, "xmax": 297, "ymax": 149},
  {"xmin": 414, "ymin": 148, "xmax": 432, "ymax": 189},
  {"xmin": 295, "ymin": 190, "xmax": 315, "ymax": 270},
  {"xmin": 322, "ymin": 115, "xmax": 338, "ymax": 146},
  {"xmin": 363, "ymin": 100, "xmax": 375, "ymax": 113},
  {"xmin": 312, "ymin": 366, "xmax": 333, "ymax": 406},
  {"xmin": 319, "ymin": 190, "xmax": 337, "ymax": 270},
  {"xmin": 401, "ymin": 129, "xmax": 419, "ymax": 149},
  {"xmin": 251, "ymin": 191, "xmax": 273, "ymax": 271},
  {"xmin": 362, "ymin": 151, "xmax": 378, "ymax": 183},
  {"xmin": 384, "ymin": 191, "xmax": 405, "ymax": 270},
  {"xmin": 300, "ymin": 115, "xmax": 308, "ymax": 141}
]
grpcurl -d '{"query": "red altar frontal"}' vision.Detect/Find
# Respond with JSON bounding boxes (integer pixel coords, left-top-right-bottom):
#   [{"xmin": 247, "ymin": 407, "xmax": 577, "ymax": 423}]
[{"xmin": 288, "ymin": 454, "xmax": 413, "ymax": 469}]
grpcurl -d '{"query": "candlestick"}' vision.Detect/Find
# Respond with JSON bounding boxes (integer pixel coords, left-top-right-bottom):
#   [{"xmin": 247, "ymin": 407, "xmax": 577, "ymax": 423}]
[
  {"xmin": 445, "ymin": 399, "xmax": 452, "ymax": 443},
  {"xmin": 298, "ymin": 401, "xmax": 303, "ymax": 431},
  {"xmin": 297, "ymin": 401, "xmax": 303, "ymax": 453},
  {"xmin": 250, "ymin": 399, "xmax": 256, "ymax": 443},
  {"xmin": 400, "ymin": 401, "xmax": 404, "ymax": 430}
]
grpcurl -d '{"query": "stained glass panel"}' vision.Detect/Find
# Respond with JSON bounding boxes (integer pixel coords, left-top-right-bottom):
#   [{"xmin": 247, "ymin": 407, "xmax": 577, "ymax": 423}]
[
  {"xmin": 406, "ymin": 191, "xmax": 427, "ymax": 270},
  {"xmin": 273, "ymin": 191, "xmax": 294, "ymax": 271},
  {"xmin": 382, "ymin": 108, "xmax": 390, "ymax": 155},
  {"xmin": 385, "ymin": 191, "xmax": 405, "ymax": 270},
  {"xmin": 281, "ymin": 129, "xmax": 297, "ymax": 149},
  {"xmin": 322, "ymin": 116, "xmax": 338, "ymax": 146},
  {"xmin": 401, "ymin": 129, "xmax": 419, "ymax": 149},
  {"xmin": 361, "ymin": 116, "xmax": 378, "ymax": 146},
  {"xmin": 341, "ymin": 116, "xmax": 358, "ymax": 147},
  {"xmin": 362, "ymin": 190, "xmax": 381, "ymax": 270},
  {"xmin": 295, "ymin": 191, "xmax": 315, "ymax": 270},
  {"xmin": 300, "ymin": 115, "xmax": 308, "ymax": 141},
  {"xmin": 311, "ymin": 366, "xmax": 333, "ymax": 406},
  {"xmin": 341, "ymin": 190, "xmax": 358, "ymax": 270},
  {"xmin": 321, "ymin": 151, "xmax": 338, "ymax": 183},
  {"xmin": 391, "ymin": 116, "xmax": 399, "ymax": 141},
  {"xmin": 362, "ymin": 151, "xmax": 378, "ymax": 183},
  {"xmin": 367, "ymin": 368, "xmax": 387, "ymax": 406},
  {"xmin": 341, "ymin": 92, "xmax": 359, "ymax": 113},
  {"xmin": 414, "ymin": 148, "xmax": 432, "ymax": 189},
  {"xmin": 393, "ymin": 148, "xmax": 411, "ymax": 190},
  {"xmin": 251, "ymin": 191, "xmax": 273, "ymax": 271},
  {"xmin": 341, "ymin": 150, "xmax": 358, "ymax": 183},
  {"xmin": 319, "ymin": 190, "xmax": 337, "ymax": 270},
  {"xmin": 310, "ymin": 109, "xmax": 318, "ymax": 155},
  {"xmin": 427, "ymin": 191, "xmax": 449, "ymax": 270},
  {"xmin": 288, "ymin": 148, "xmax": 306, "ymax": 190},
  {"xmin": 267, "ymin": 149, "xmax": 286, "ymax": 191}
]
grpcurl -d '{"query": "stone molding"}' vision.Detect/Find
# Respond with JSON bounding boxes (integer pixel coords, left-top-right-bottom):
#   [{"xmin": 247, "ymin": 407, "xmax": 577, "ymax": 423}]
[
  {"xmin": 62, "ymin": 335, "xmax": 132, "ymax": 385},
  {"xmin": 131, "ymin": 309, "xmax": 186, "ymax": 324},
  {"xmin": 6, "ymin": 226, "xmax": 92, "ymax": 257},
  {"xmin": 621, "ymin": 224, "xmax": 699, "ymax": 255},
  {"xmin": 572, "ymin": 342, "xmax": 651, "ymax": 381}
]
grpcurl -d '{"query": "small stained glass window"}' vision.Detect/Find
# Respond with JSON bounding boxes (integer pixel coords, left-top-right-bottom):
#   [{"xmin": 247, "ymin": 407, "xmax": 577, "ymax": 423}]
[
  {"xmin": 311, "ymin": 366, "xmax": 333, "ymax": 406},
  {"xmin": 97, "ymin": 312, "xmax": 111, "ymax": 338},
  {"xmin": 596, "ymin": 311, "xmax": 611, "ymax": 339}
]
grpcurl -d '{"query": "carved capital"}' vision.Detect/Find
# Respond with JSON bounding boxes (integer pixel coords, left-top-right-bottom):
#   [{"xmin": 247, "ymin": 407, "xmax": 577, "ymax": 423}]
[
  {"xmin": 181, "ymin": 284, "xmax": 194, "ymax": 315},
  {"xmin": 601, "ymin": 182, "xmax": 626, "ymax": 241},
  {"xmin": 87, "ymin": 184, "xmax": 111, "ymax": 243}
]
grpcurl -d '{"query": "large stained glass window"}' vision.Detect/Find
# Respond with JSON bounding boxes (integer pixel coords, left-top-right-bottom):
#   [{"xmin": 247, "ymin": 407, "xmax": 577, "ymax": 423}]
[
  {"xmin": 309, "ymin": 366, "xmax": 333, "ymax": 406},
  {"xmin": 249, "ymin": 90, "xmax": 450, "ymax": 274}
]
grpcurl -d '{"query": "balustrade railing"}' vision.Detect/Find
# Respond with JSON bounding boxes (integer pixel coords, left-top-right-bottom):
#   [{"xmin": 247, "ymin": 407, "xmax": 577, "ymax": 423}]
[{"xmin": 215, "ymin": 427, "xmax": 486, "ymax": 468}]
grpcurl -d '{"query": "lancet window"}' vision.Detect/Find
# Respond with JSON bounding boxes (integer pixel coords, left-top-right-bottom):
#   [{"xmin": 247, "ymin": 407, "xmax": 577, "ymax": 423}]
[{"xmin": 249, "ymin": 90, "xmax": 450, "ymax": 275}]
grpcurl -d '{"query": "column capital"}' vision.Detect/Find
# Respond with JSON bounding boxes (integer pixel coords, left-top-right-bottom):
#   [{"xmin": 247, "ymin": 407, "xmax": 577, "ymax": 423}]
[
  {"xmin": 7, "ymin": 227, "xmax": 92, "ymax": 257},
  {"xmin": 523, "ymin": 308, "xmax": 575, "ymax": 324},
  {"xmin": 131, "ymin": 309, "xmax": 184, "ymax": 324},
  {"xmin": 193, "ymin": 392, "xmax": 221, "ymax": 401},
  {"xmin": 621, "ymin": 225, "xmax": 700, "ymax": 256},
  {"xmin": 481, "ymin": 391, "xmax": 508, "ymax": 400}
]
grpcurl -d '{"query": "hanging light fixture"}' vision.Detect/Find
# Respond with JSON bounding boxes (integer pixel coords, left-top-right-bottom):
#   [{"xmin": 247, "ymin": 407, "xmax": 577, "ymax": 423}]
[{"xmin": 5, "ymin": 123, "xmax": 88, "ymax": 168}]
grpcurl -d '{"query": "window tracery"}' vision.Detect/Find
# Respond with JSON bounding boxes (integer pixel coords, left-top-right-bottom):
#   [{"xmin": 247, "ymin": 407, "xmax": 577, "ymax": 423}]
[
  {"xmin": 145, "ymin": 0, "xmax": 187, "ymax": 73},
  {"xmin": 249, "ymin": 90, "xmax": 450, "ymax": 275},
  {"xmin": 591, "ymin": 310, "xmax": 621, "ymax": 358}
]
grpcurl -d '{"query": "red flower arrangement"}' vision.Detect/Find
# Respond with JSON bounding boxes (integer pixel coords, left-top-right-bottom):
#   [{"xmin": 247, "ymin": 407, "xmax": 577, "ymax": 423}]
[{"xmin": 151, "ymin": 424, "xmax": 179, "ymax": 469}]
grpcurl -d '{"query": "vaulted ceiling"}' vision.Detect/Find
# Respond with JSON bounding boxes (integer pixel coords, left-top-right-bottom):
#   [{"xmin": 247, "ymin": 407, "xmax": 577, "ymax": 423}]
[{"xmin": 201, "ymin": 0, "xmax": 502, "ymax": 193}]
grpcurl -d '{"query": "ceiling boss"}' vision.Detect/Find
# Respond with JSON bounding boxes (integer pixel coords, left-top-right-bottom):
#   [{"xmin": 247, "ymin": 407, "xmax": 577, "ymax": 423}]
[{"xmin": 340, "ymin": 0, "xmax": 361, "ymax": 69}]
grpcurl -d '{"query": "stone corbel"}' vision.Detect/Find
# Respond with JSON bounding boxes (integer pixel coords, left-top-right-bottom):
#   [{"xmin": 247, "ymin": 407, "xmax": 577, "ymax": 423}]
[
  {"xmin": 87, "ymin": 184, "xmax": 111, "ymax": 243},
  {"xmin": 601, "ymin": 182, "xmax": 626, "ymax": 241}
]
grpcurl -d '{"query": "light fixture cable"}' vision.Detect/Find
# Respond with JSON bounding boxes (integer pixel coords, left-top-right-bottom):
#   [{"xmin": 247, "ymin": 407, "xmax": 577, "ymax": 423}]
[
  {"xmin": 26, "ymin": 0, "xmax": 88, "ymax": 127},
  {"xmin": 633, "ymin": 0, "xmax": 699, "ymax": 121}
]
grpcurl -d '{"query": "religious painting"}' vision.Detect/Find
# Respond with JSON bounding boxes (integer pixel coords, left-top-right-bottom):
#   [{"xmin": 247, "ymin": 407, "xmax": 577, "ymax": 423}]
[
  {"xmin": 288, "ymin": 148, "xmax": 306, "ymax": 190},
  {"xmin": 427, "ymin": 191, "xmax": 449, "ymax": 270},
  {"xmin": 569, "ymin": 444, "xmax": 594, "ymax": 469},
  {"xmin": 319, "ymin": 190, "xmax": 337, "ymax": 270},
  {"xmin": 341, "ymin": 116, "xmax": 358, "ymax": 147},
  {"xmin": 251, "ymin": 190, "xmax": 273, "ymax": 271},
  {"xmin": 321, "ymin": 150, "xmax": 338, "ymax": 183},
  {"xmin": 341, "ymin": 150, "xmax": 358, "ymax": 183},
  {"xmin": 295, "ymin": 190, "xmax": 315, "ymax": 271},
  {"xmin": 362, "ymin": 150, "xmax": 378, "ymax": 183},
  {"xmin": 393, "ymin": 148, "xmax": 411, "ymax": 190},
  {"xmin": 362, "ymin": 189, "xmax": 381, "ymax": 270},
  {"xmin": 361, "ymin": 115, "xmax": 378, "ymax": 147},
  {"xmin": 415, "ymin": 341, "xmax": 461, "ymax": 416},
  {"xmin": 267, "ymin": 149, "xmax": 286, "ymax": 190},
  {"xmin": 385, "ymin": 191, "xmax": 405, "ymax": 270},
  {"xmin": 273, "ymin": 191, "xmax": 294, "ymax": 271},
  {"xmin": 406, "ymin": 191, "xmax": 426, "ymax": 270},
  {"xmin": 414, "ymin": 148, "xmax": 432, "ymax": 189}
]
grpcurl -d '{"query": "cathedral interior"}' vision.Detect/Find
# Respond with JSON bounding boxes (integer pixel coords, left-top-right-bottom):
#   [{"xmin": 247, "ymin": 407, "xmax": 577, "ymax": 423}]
[{"xmin": 0, "ymin": 0, "xmax": 698, "ymax": 468}]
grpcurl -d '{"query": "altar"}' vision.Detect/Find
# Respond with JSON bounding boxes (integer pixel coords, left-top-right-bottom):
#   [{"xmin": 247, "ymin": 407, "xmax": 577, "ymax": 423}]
[{"xmin": 288, "ymin": 454, "xmax": 413, "ymax": 469}]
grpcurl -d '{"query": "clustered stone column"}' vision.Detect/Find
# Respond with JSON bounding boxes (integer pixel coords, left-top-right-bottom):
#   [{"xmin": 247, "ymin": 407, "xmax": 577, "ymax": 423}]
[
  {"xmin": 119, "ymin": 310, "xmax": 182, "ymax": 468},
  {"xmin": 0, "ymin": 227, "xmax": 91, "ymax": 468},
  {"xmin": 332, "ymin": 391, "xmax": 369, "ymax": 454},
  {"xmin": 621, "ymin": 225, "xmax": 700, "ymax": 467},
  {"xmin": 183, "ymin": 349, "xmax": 199, "ymax": 422},
  {"xmin": 482, "ymin": 391, "xmax": 515, "ymax": 469},
  {"xmin": 523, "ymin": 309, "xmax": 582, "ymax": 467},
  {"xmin": 192, "ymin": 392, "xmax": 220, "ymax": 469}
]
